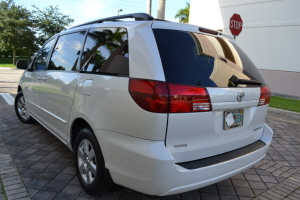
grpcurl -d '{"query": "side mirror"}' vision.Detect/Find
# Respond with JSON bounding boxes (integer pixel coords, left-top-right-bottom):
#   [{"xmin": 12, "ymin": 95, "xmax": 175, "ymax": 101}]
[{"xmin": 16, "ymin": 59, "xmax": 29, "ymax": 70}]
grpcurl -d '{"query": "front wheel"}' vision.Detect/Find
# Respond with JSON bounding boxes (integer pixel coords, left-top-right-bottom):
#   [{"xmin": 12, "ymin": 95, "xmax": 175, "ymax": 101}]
[
  {"xmin": 14, "ymin": 91, "xmax": 35, "ymax": 123},
  {"xmin": 74, "ymin": 128, "xmax": 105, "ymax": 196}
]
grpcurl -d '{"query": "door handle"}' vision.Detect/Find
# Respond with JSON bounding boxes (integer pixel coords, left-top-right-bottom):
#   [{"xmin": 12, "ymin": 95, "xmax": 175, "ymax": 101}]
[
  {"xmin": 42, "ymin": 76, "xmax": 47, "ymax": 81},
  {"xmin": 37, "ymin": 76, "xmax": 41, "ymax": 80}
]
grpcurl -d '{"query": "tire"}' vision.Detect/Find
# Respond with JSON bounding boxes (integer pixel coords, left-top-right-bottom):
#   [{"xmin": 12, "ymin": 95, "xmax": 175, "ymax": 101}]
[
  {"xmin": 14, "ymin": 91, "xmax": 35, "ymax": 123},
  {"xmin": 74, "ymin": 128, "xmax": 105, "ymax": 196}
]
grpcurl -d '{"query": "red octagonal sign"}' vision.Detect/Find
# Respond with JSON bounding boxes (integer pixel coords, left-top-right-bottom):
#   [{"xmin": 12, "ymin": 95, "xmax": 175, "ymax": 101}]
[{"xmin": 230, "ymin": 14, "xmax": 243, "ymax": 36}]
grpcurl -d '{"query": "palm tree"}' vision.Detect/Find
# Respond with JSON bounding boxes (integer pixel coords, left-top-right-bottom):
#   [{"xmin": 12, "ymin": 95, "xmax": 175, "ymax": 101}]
[{"xmin": 175, "ymin": 2, "xmax": 190, "ymax": 23}]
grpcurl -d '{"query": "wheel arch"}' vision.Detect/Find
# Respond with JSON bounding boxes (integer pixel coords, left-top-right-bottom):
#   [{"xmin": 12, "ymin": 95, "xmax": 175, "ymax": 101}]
[
  {"xmin": 17, "ymin": 85, "xmax": 22, "ymax": 93},
  {"xmin": 70, "ymin": 117, "xmax": 120, "ymax": 190},
  {"xmin": 70, "ymin": 118, "xmax": 93, "ymax": 151}
]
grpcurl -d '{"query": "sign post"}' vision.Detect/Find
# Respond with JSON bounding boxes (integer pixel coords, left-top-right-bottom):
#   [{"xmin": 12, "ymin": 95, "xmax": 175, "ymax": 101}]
[{"xmin": 229, "ymin": 14, "xmax": 243, "ymax": 38}]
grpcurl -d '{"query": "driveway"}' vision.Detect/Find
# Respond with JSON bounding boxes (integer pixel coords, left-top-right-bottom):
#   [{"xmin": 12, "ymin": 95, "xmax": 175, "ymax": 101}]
[{"xmin": 0, "ymin": 68, "xmax": 24, "ymax": 94}]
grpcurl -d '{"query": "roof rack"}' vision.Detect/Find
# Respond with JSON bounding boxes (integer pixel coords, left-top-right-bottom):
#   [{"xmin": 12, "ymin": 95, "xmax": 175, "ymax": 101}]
[{"xmin": 71, "ymin": 13, "xmax": 155, "ymax": 29}]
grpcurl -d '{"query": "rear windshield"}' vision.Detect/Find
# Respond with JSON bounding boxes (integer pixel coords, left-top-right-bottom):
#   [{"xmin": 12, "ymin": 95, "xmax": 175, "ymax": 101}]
[{"xmin": 153, "ymin": 29, "xmax": 266, "ymax": 87}]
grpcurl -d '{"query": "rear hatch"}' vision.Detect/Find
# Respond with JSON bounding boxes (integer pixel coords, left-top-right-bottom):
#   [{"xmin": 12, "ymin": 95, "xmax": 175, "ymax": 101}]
[{"xmin": 153, "ymin": 28, "xmax": 270, "ymax": 163}]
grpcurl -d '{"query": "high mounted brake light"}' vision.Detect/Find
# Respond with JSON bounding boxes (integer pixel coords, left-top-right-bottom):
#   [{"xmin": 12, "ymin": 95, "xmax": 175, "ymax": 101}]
[
  {"xmin": 198, "ymin": 28, "xmax": 218, "ymax": 35},
  {"xmin": 129, "ymin": 79, "xmax": 212, "ymax": 113}
]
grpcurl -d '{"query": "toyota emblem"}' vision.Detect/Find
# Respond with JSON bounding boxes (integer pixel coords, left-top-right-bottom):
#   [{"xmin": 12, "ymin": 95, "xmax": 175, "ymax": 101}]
[{"xmin": 237, "ymin": 92, "xmax": 245, "ymax": 102}]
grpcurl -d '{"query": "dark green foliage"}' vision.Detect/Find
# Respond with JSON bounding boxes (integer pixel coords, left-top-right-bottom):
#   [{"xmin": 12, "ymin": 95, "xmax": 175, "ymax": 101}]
[
  {"xmin": 0, "ymin": 0, "xmax": 74, "ymax": 64},
  {"xmin": 32, "ymin": 5, "xmax": 74, "ymax": 45},
  {"xmin": 0, "ymin": 0, "xmax": 37, "ymax": 64}
]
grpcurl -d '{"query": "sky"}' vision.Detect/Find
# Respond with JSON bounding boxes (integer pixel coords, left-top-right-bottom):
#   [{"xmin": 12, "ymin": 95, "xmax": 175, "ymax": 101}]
[{"xmin": 14, "ymin": 0, "xmax": 190, "ymax": 27}]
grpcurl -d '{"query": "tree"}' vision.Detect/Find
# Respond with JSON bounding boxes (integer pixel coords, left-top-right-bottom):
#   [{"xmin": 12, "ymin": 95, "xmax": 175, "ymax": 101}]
[
  {"xmin": 0, "ymin": 0, "xmax": 37, "ymax": 64},
  {"xmin": 175, "ymin": 2, "xmax": 190, "ymax": 23},
  {"xmin": 0, "ymin": 0, "xmax": 75, "ymax": 64},
  {"xmin": 32, "ymin": 5, "xmax": 74, "ymax": 45}
]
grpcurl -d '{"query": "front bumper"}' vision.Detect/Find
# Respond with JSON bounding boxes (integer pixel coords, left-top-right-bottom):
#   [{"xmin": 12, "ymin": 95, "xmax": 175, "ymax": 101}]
[{"xmin": 95, "ymin": 123, "xmax": 273, "ymax": 196}]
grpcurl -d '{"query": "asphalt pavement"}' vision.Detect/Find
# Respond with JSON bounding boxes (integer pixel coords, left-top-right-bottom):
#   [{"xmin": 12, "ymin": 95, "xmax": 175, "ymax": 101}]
[
  {"xmin": 1, "ymin": 67, "xmax": 300, "ymax": 200},
  {"xmin": 0, "ymin": 67, "xmax": 24, "ymax": 94}
]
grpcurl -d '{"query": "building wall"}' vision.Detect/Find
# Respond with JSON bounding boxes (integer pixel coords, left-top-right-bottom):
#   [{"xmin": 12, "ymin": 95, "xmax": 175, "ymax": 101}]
[
  {"xmin": 259, "ymin": 70, "xmax": 300, "ymax": 98},
  {"xmin": 189, "ymin": 0, "xmax": 223, "ymax": 30},
  {"xmin": 190, "ymin": 0, "xmax": 300, "ymax": 97}
]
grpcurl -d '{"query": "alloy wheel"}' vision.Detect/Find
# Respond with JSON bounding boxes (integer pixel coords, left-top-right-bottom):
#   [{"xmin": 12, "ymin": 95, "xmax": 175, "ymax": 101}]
[
  {"xmin": 77, "ymin": 139, "xmax": 97, "ymax": 184},
  {"xmin": 17, "ymin": 96, "xmax": 29, "ymax": 120}
]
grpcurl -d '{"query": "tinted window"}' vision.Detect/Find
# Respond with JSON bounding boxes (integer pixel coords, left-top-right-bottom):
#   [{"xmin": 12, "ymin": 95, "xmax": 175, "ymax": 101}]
[
  {"xmin": 32, "ymin": 39, "xmax": 55, "ymax": 70},
  {"xmin": 81, "ymin": 28, "xmax": 129, "ymax": 75},
  {"xmin": 48, "ymin": 31, "xmax": 86, "ymax": 71},
  {"xmin": 153, "ymin": 29, "xmax": 266, "ymax": 87}
]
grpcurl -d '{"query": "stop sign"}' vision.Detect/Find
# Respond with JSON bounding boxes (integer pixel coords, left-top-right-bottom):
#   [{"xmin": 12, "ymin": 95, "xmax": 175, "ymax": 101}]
[{"xmin": 230, "ymin": 14, "xmax": 243, "ymax": 36}]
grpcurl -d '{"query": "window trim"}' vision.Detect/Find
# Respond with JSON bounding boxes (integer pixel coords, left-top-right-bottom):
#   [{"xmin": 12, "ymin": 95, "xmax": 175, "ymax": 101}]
[
  {"xmin": 46, "ymin": 30, "xmax": 88, "ymax": 72},
  {"xmin": 80, "ymin": 27, "xmax": 129, "ymax": 76},
  {"xmin": 80, "ymin": 71, "xmax": 129, "ymax": 77},
  {"xmin": 30, "ymin": 37, "xmax": 57, "ymax": 71}
]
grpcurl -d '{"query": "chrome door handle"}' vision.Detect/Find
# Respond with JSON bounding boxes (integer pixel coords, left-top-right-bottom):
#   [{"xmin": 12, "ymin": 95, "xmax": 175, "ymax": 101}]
[
  {"xmin": 42, "ymin": 76, "xmax": 47, "ymax": 81},
  {"xmin": 37, "ymin": 76, "xmax": 41, "ymax": 80}
]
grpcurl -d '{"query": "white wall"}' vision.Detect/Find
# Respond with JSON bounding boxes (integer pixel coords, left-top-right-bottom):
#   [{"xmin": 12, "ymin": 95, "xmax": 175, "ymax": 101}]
[
  {"xmin": 219, "ymin": 0, "xmax": 300, "ymax": 72},
  {"xmin": 189, "ymin": 0, "xmax": 223, "ymax": 30}
]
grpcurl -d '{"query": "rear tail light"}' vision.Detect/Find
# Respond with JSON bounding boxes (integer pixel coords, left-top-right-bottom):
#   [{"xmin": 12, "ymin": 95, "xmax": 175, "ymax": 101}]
[
  {"xmin": 129, "ymin": 78, "xmax": 212, "ymax": 113},
  {"xmin": 168, "ymin": 83, "xmax": 211, "ymax": 113},
  {"xmin": 258, "ymin": 85, "xmax": 271, "ymax": 106},
  {"xmin": 129, "ymin": 79, "xmax": 168, "ymax": 113}
]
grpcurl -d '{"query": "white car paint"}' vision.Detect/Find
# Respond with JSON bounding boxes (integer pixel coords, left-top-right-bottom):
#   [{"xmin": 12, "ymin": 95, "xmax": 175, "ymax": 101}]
[
  {"xmin": 17, "ymin": 18, "xmax": 273, "ymax": 196},
  {"xmin": 95, "ymin": 123, "xmax": 272, "ymax": 196}
]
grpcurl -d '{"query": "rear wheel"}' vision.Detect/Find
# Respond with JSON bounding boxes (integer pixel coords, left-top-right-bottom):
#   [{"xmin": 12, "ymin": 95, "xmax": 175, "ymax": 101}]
[
  {"xmin": 14, "ymin": 91, "xmax": 35, "ymax": 123},
  {"xmin": 74, "ymin": 128, "xmax": 105, "ymax": 196}
]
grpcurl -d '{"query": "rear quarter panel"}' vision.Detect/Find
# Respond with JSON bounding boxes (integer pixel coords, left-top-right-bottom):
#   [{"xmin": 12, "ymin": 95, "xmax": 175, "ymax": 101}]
[{"xmin": 69, "ymin": 74, "xmax": 168, "ymax": 141}]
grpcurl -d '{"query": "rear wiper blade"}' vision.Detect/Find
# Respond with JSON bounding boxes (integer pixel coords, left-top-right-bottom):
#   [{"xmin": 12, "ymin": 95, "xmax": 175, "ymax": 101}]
[
  {"xmin": 235, "ymin": 79, "xmax": 262, "ymax": 85},
  {"xmin": 229, "ymin": 75, "xmax": 263, "ymax": 86}
]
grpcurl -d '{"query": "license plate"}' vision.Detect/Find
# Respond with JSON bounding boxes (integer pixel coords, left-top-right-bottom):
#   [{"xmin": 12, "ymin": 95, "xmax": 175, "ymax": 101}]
[{"xmin": 224, "ymin": 109, "xmax": 244, "ymax": 130}]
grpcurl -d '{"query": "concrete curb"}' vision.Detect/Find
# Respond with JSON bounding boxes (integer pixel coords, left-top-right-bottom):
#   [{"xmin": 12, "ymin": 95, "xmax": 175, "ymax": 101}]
[
  {"xmin": 268, "ymin": 107, "xmax": 300, "ymax": 124},
  {"xmin": 0, "ymin": 68, "xmax": 24, "ymax": 73},
  {"xmin": 272, "ymin": 92, "xmax": 300, "ymax": 100},
  {"xmin": 0, "ymin": 67, "xmax": 16, "ymax": 70}
]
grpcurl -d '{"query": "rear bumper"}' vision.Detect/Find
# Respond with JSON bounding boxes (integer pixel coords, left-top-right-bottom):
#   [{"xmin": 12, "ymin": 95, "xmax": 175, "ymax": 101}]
[{"xmin": 95, "ymin": 123, "xmax": 273, "ymax": 196}]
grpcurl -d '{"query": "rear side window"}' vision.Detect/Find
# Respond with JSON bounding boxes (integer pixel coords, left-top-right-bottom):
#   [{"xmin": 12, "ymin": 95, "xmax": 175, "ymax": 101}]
[
  {"xmin": 153, "ymin": 29, "xmax": 266, "ymax": 87},
  {"xmin": 81, "ymin": 27, "xmax": 129, "ymax": 76},
  {"xmin": 48, "ymin": 31, "xmax": 86, "ymax": 71}
]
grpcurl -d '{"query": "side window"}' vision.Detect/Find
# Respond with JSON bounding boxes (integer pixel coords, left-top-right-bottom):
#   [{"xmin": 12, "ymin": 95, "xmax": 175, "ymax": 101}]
[
  {"xmin": 81, "ymin": 28, "xmax": 129, "ymax": 75},
  {"xmin": 32, "ymin": 39, "xmax": 55, "ymax": 70},
  {"xmin": 48, "ymin": 31, "xmax": 86, "ymax": 71}
]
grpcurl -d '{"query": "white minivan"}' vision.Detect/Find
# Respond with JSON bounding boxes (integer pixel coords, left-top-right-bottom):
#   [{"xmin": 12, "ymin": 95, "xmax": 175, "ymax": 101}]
[{"xmin": 15, "ymin": 13, "xmax": 273, "ymax": 196}]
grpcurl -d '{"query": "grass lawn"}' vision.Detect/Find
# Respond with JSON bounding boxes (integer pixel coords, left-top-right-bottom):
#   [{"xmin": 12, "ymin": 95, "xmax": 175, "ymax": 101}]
[
  {"xmin": 0, "ymin": 57, "xmax": 29, "ymax": 68},
  {"xmin": 0, "ymin": 58, "xmax": 15, "ymax": 67},
  {"xmin": 270, "ymin": 96, "xmax": 300, "ymax": 113}
]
